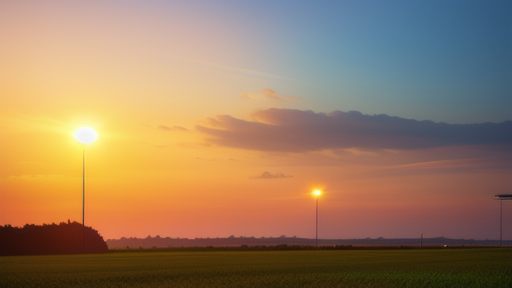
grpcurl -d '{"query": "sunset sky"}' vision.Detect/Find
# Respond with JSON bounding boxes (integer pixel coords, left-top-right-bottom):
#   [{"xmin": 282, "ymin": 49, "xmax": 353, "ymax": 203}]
[{"xmin": 1, "ymin": 0, "xmax": 511, "ymax": 241}]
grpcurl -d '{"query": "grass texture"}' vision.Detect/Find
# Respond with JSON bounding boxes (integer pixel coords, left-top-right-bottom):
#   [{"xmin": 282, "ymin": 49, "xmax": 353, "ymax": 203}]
[{"xmin": 1, "ymin": 248, "xmax": 511, "ymax": 287}]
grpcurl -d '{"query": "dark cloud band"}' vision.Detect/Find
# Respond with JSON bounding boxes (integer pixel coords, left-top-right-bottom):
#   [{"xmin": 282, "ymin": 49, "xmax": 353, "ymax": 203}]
[{"xmin": 197, "ymin": 109, "xmax": 512, "ymax": 152}]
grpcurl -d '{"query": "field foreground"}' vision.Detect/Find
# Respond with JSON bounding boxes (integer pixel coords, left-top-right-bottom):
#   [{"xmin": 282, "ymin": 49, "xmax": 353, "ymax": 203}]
[{"xmin": 1, "ymin": 248, "xmax": 511, "ymax": 287}]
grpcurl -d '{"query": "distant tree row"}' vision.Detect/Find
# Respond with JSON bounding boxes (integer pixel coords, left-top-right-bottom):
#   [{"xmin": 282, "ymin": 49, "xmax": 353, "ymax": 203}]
[
  {"xmin": 0, "ymin": 220, "xmax": 109, "ymax": 256},
  {"xmin": 107, "ymin": 235, "xmax": 508, "ymax": 249}
]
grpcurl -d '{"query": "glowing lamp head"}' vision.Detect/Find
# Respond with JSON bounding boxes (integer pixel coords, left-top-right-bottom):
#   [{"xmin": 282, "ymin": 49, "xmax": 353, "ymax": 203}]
[
  {"xmin": 74, "ymin": 127, "xmax": 98, "ymax": 144},
  {"xmin": 313, "ymin": 190, "xmax": 322, "ymax": 196}
]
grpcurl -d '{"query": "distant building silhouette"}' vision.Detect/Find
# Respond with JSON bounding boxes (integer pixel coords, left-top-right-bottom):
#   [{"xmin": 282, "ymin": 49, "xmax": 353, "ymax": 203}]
[{"xmin": 0, "ymin": 221, "xmax": 109, "ymax": 256}]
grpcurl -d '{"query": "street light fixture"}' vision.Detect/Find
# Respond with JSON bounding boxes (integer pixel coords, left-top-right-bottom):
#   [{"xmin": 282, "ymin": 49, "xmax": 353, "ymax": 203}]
[
  {"xmin": 494, "ymin": 194, "xmax": 512, "ymax": 248},
  {"xmin": 73, "ymin": 127, "xmax": 98, "ymax": 254},
  {"xmin": 313, "ymin": 190, "xmax": 322, "ymax": 248}
]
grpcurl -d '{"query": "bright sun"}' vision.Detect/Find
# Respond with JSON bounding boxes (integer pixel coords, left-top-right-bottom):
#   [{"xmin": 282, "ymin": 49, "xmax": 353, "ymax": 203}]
[
  {"xmin": 313, "ymin": 190, "xmax": 322, "ymax": 196},
  {"xmin": 74, "ymin": 127, "xmax": 98, "ymax": 144}
]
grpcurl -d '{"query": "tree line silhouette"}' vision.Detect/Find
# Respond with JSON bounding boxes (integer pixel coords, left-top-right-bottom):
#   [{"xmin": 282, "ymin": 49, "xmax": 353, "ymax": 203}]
[{"xmin": 0, "ymin": 220, "xmax": 109, "ymax": 256}]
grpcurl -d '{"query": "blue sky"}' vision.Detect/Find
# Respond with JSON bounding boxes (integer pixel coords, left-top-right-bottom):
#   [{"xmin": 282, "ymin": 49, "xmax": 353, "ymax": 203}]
[{"xmin": 175, "ymin": 0, "xmax": 512, "ymax": 123}]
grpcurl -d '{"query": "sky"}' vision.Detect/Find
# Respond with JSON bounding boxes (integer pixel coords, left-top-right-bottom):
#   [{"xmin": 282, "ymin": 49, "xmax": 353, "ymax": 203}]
[{"xmin": 1, "ymin": 0, "xmax": 511, "ymax": 241}]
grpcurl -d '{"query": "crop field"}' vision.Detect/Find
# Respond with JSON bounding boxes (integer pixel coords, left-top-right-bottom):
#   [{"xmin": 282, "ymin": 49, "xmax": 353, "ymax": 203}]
[{"xmin": 1, "ymin": 248, "xmax": 511, "ymax": 288}]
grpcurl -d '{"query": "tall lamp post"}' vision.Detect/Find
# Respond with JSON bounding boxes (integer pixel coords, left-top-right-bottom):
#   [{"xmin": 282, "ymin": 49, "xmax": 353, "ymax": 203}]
[
  {"xmin": 313, "ymin": 190, "xmax": 322, "ymax": 248},
  {"xmin": 494, "ymin": 194, "xmax": 512, "ymax": 248},
  {"xmin": 73, "ymin": 127, "xmax": 98, "ymax": 254}
]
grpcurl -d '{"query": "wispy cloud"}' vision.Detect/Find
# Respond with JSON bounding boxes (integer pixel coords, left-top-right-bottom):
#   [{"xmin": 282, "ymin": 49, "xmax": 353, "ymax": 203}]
[
  {"xmin": 370, "ymin": 153, "xmax": 512, "ymax": 178},
  {"xmin": 185, "ymin": 58, "xmax": 292, "ymax": 81},
  {"xmin": 158, "ymin": 125, "xmax": 188, "ymax": 132},
  {"xmin": 4, "ymin": 115, "xmax": 76, "ymax": 134},
  {"xmin": 250, "ymin": 171, "xmax": 293, "ymax": 179},
  {"xmin": 241, "ymin": 88, "xmax": 299, "ymax": 102},
  {"xmin": 197, "ymin": 109, "xmax": 512, "ymax": 152}
]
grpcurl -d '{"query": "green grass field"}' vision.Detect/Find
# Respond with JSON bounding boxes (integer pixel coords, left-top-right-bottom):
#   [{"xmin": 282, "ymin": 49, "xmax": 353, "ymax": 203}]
[{"xmin": 1, "ymin": 248, "xmax": 511, "ymax": 287}]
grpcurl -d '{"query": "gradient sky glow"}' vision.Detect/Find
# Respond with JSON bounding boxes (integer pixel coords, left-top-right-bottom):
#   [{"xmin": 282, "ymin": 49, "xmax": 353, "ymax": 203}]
[{"xmin": 1, "ymin": 0, "xmax": 511, "ymax": 241}]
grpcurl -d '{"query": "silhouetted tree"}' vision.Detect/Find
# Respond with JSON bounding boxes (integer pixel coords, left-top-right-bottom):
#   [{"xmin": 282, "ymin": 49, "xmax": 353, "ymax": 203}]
[{"xmin": 0, "ymin": 221, "xmax": 109, "ymax": 256}]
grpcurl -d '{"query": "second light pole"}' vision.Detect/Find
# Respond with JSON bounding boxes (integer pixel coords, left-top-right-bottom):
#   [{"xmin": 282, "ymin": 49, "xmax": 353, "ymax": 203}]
[{"xmin": 313, "ymin": 190, "xmax": 322, "ymax": 248}]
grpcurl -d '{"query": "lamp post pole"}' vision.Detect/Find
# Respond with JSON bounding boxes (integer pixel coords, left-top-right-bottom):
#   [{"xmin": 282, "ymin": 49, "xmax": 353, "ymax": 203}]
[
  {"xmin": 313, "ymin": 190, "xmax": 321, "ymax": 248},
  {"xmin": 500, "ymin": 199, "xmax": 502, "ymax": 248},
  {"xmin": 82, "ymin": 144, "xmax": 85, "ymax": 254},
  {"xmin": 74, "ymin": 127, "xmax": 98, "ymax": 255},
  {"xmin": 316, "ymin": 196, "xmax": 318, "ymax": 248},
  {"xmin": 494, "ymin": 194, "xmax": 512, "ymax": 248}
]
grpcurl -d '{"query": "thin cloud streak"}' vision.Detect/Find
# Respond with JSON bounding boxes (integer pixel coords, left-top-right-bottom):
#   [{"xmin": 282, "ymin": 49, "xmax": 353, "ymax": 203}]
[
  {"xmin": 197, "ymin": 109, "xmax": 512, "ymax": 152},
  {"xmin": 158, "ymin": 125, "xmax": 188, "ymax": 132},
  {"xmin": 250, "ymin": 171, "xmax": 293, "ymax": 179},
  {"xmin": 384, "ymin": 156, "xmax": 512, "ymax": 171},
  {"xmin": 241, "ymin": 88, "xmax": 299, "ymax": 102},
  {"xmin": 185, "ymin": 58, "xmax": 292, "ymax": 81}
]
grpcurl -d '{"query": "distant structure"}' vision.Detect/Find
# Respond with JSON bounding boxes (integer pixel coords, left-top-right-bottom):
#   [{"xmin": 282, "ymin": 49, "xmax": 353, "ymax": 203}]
[{"xmin": 495, "ymin": 194, "xmax": 512, "ymax": 247}]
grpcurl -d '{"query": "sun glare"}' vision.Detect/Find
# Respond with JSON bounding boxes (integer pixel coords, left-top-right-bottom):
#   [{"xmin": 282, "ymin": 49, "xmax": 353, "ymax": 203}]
[
  {"xmin": 74, "ymin": 127, "xmax": 98, "ymax": 144},
  {"xmin": 313, "ymin": 190, "xmax": 322, "ymax": 196}
]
